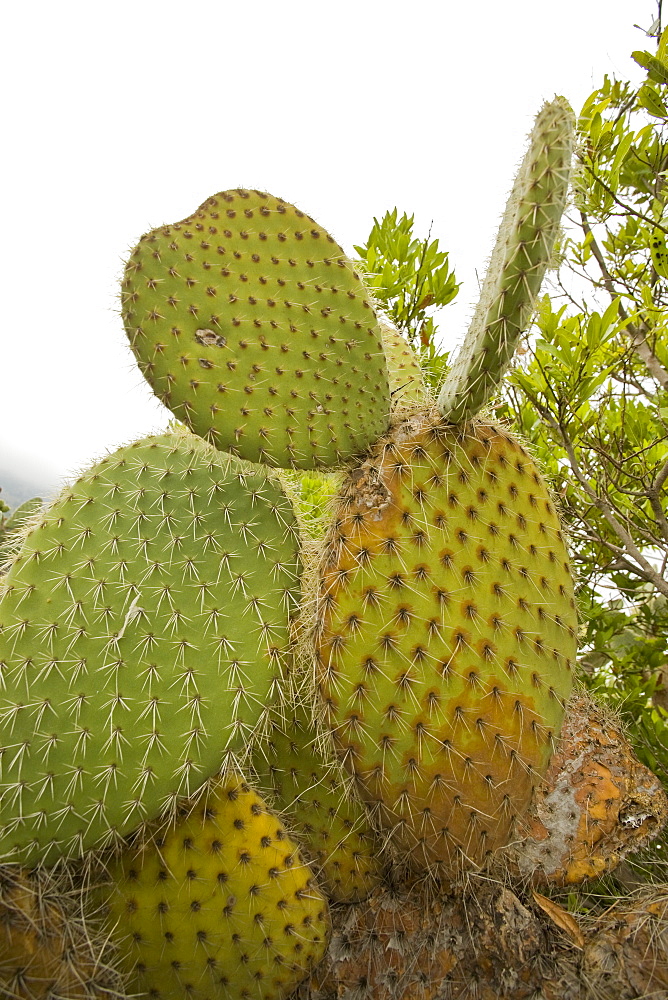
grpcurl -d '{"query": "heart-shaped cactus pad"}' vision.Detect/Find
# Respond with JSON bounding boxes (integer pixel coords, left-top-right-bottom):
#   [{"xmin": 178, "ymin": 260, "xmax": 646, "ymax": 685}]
[{"xmin": 122, "ymin": 189, "xmax": 391, "ymax": 470}]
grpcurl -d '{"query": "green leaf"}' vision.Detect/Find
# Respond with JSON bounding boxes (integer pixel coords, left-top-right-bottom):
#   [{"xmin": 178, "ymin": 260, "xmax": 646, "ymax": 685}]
[
  {"xmin": 354, "ymin": 209, "xmax": 459, "ymax": 347},
  {"xmin": 633, "ymin": 49, "xmax": 668, "ymax": 85},
  {"xmin": 638, "ymin": 83, "xmax": 668, "ymax": 118}
]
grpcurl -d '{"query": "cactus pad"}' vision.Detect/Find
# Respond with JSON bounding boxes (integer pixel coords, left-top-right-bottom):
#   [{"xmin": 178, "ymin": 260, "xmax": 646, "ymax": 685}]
[
  {"xmin": 380, "ymin": 321, "xmax": 426, "ymax": 406},
  {"xmin": 122, "ymin": 189, "xmax": 391, "ymax": 469},
  {"xmin": 0, "ymin": 433, "xmax": 301, "ymax": 864},
  {"xmin": 437, "ymin": 98, "xmax": 574, "ymax": 423},
  {"xmin": 103, "ymin": 774, "xmax": 330, "ymax": 1000},
  {"xmin": 316, "ymin": 409, "xmax": 577, "ymax": 873},
  {"xmin": 253, "ymin": 704, "xmax": 383, "ymax": 903}
]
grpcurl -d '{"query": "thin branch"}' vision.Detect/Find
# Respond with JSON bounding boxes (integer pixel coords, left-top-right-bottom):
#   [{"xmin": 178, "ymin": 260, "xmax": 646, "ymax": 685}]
[
  {"xmin": 649, "ymin": 457, "xmax": 668, "ymax": 544},
  {"xmin": 578, "ymin": 211, "xmax": 668, "ymax": 389},
  {"xmin": 582, "ymin": 163, "xmax": 668, "ymax": 235},
  {"xmin": 540, "ymin": 409, "xmax": 668, "ymax": 596}
]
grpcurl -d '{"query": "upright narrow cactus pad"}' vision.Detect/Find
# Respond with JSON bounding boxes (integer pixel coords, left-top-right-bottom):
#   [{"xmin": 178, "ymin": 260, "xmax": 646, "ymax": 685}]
[
  {"xmin": 0, "ymin": 433, "xmax": 301, "ymax": 864},
  {"xmin": 437, "ymin": 98, "xmax": 574, "ymax": 423},
  {"xmin": 252, "ymin": 703, "xmax": 383, "ymax": 903},
  {"xmin": 122, "ymin": 189, "xmax": 391, "ymax": 469},
  {"xmin": 103, "ymin": 774, "xmax": 330, "ymax": 1000},
  {"xmin": 316, "ymin": 409, "xmax": 577, "ymax": 873}
]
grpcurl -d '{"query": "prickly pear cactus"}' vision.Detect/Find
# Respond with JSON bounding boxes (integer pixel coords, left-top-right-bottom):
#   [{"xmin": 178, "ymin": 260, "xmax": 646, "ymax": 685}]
[
  {"xmin": 252, "ymin": 701, "xmax": 383, "ymax": 903},
  {"xmin": 0, "ymin": 431, "xmax": 301, "ymax": 864},
  {"xmin": 122, "ymin": 189, "xmax": 391, "ymax": 470},
  {"xmin": 0, "ymin": 92, "xmax": 586, "ymax": 1000},
  {"xmin": 102, "ymin": 773, "xmax": 330, "ymax": 1000},
  {"xmin": 316, "ymin": 411, "xmax": 577, "ymax": 873},
  {"xmin": 379, "ymin": 320, "xmax": 426, "ymax": 406}
]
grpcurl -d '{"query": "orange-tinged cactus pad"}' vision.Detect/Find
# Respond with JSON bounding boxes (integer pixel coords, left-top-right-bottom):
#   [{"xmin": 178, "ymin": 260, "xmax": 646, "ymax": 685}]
[
  {"xmin": 316, "ymin": 408, "xmax": 577, "ymax": 873},
  {"xmin": 122, "ymin": 189, "xmax": 390, "ymax": 470},
  {"xmin": 102, "ymin": 774, "xmax": 329, "ymax": 1000}
]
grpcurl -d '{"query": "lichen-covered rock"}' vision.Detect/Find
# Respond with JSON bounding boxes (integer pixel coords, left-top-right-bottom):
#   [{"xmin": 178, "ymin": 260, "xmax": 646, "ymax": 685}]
[{"xmin": 508, "ymin": 693, "xmax": 668, "ymax": 885}]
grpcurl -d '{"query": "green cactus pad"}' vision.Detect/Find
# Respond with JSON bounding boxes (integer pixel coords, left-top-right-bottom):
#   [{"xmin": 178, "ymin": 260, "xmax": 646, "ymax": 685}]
[
  {"xmin": 103, "ymin": 773, "xmax": 330, "ymax": 1000},
  {"xmin": 380, "ymin": 321, "xmax": 426, "ymax": 406},
  {"xmin": 437, "ymin": 98, "xmax": 574, "ymax": 423},
  {"xmin": 122, "ymin": 189, "xmax": 391, "ymax": 470},
  {"xmin": 252, "ymin": 703, "xmax": 383, "ymax": 903},
  {"xmin": 316, "ymin": 409, "xmax": 577, "ymax": 874},
  {"xmin": 0, "ymin": 433, "xmax": 301, "ymax": 865},
  {"xmin": 0, "ymin": 497, "xmax": 42, "ymax": 565}
]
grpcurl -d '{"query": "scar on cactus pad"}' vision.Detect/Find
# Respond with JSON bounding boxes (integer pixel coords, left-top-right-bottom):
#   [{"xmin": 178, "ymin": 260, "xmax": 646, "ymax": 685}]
[
  {"xmin": 0, "ymin": 431, "xmax": 301, "ymax": 865},
  {"xmin": 122, "ymin": 190, "xmax": 391, "ymax": 470}
]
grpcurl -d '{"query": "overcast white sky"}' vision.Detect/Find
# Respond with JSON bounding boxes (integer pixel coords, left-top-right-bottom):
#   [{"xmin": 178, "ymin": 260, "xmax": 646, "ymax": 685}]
[{"xmin": 1, "ymin": 1, "xmax": 652, "ymax": 495}]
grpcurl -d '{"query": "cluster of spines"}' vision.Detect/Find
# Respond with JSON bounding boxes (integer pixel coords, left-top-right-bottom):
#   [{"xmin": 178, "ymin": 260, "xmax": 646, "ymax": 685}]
[{"xmin": 0, "ymin": 865, "xmax": 123, "ymax": 999}]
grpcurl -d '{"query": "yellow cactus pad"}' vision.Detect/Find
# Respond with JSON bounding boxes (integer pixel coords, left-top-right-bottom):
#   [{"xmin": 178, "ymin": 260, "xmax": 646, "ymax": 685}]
[
  {"xmin": 317, "ymin": 409, "xmax": 577, "ymax": 874},
  {"xmin": 103, "ymin": 775, "xmax": 329, "ymax": 1000}
]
